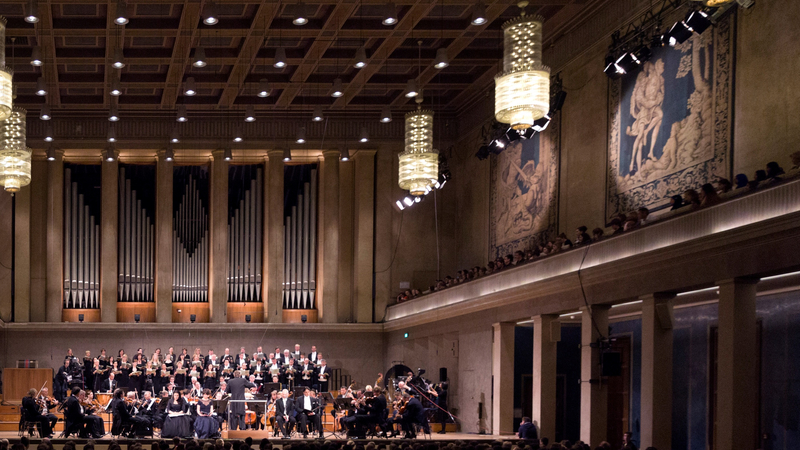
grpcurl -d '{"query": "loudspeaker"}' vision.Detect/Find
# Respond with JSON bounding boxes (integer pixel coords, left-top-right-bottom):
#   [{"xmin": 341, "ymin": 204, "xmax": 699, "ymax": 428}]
[
  {"xmin": 78, "ymin": 314, "xmax": 84, "ymax": 322},
  {"xmin": 439, "ymin": 367, "xmax": 447, "ymax": 382},
  {"xmin": 301, "ymin": 314, "xmax": 308, "ymax": 323},
  {"xmin": 190, "ymin": 314, "xmax": 196, "ymax": 323},
  {"xmin": 245, "ymin": 314, "xmax": 251, "ymax": 323},
  {"xmin": 601, "ymin": 351, "xmax": 622, "ymax": 377},
  {"xmin": 134, "ymin": 314, "xmax": 140, "ymax": 323}
]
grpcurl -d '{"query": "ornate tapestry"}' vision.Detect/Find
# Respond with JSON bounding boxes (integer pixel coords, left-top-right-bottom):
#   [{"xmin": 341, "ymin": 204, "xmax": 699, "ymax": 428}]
[
  {"xmin": 489, "ymin": 115, "xmax": 560, "ymax": 260},
  {"xmin": 606, "ymin": 12, "xmax": 734, "ymax": 220}
]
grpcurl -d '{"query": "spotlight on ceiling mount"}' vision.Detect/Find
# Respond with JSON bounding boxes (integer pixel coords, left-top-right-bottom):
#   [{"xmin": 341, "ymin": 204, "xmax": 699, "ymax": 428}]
[
  {"xmin": 312, "ymin": 105, "xmax": 323, "ymax": 122},
  {"xmin": 380, "ymin": 105, "xmax": 392, "ymax": 123},
  {"xmin": 114, "ymin": 0, "xmax": 129, "ymax": 25},
  {"xmin": 359, "ymin": 126, "xmax": 369, "ymax": 143},
  {"xmin": 273, "ymin": 47, "xmax": 287, "ymax": 68},
  {"xmin": 184, "ymin": 77, "xmax": 197, "ymax": 96},
  {"xmin": 382, "ymin": 2, "xmax": 397, "ymax": 25},
  {"xmin": 176, "ymin": 105, "xmax": 187, "ymax": 122},
  {"xmin": 282, "ymin": 148, "xmax": 292, "ymax": 162},
  {"xmin": 30, "ymin": 46, "xmax": 43, "ymax": 66},
  {"xmin": 603, "ymin": 55, "xmax": 625, "ymax": 79},
  {"xmin": 244, "ymin": 104, "xmax": 256, "ymax": 122},
  {"xmin": 293, "ymin": 2, "xmax": 308, "ymax": 26},
  {"xmin": 112, "ymin": 48, "xmax": 125, "ymax": 69},
  {"xmin": 684, "ymin": 10, "xmax": 712, "ymax": 35},
  {"xmin": 46, "ymin": 144, "xmax": 56, "ymax": 161},
  {"xmin": 170, "ymin": 127, "xmax": 180, "ymax": 144},
  {"xmin": 192, "ymin": 47, "xmax": 207, "ymax": 68},
  {"xmin": 40, "ymin": 104, "xmax": 52, "ymax": 121},
  {"xmin": 110, "ymin": 77, "xmax": 122, "ymax": 96},
  {"xmin": 257, "ymin": 78, "xmax": 270, "ymax": 97},
  {"xmin": 340, "ymin": 147, "xmax": 349, "ymax": 161},
  {"xmin": 296, "ymin": 127, "xmax": 306, "ymax": 144},
  {"xmin": 331, "ymin": 78, "xmax": 344, "ymax": 97},
  {"xmin": 35, "ymin": 77, "xmax": 47, "ymax": 96},
  {"xmin": 108, "ymin": 104, "xmax": 118, "ymax": 122},
  {"xmin": 44, "ymin": 124, "xmax": 54, "ymax": 142},
  {"xmin": 223, "ymin": 147, "xmax": 232, "ymax": 161},
  {"xmin": 165, "ymin": 145, "xmax": 175, "ymax": 161},
  {"xmin": 233, "ymin": 125, "xmax": 243, "ymax": 143},
  {"xmin": 666, "ymin": 21, "xmax": 693, "ymax": 47},
  {"xmin": 107, "ymin": 126, "xmax": 117, "ymax": 143},
  {"xmin": 202, "ymin": 1, "xmax": 218, "ymax": 25},
  {"xmin": 434, "ymin": 48, "xmax": 449, "ymax": 69},
  {"xmin": 104, "ymin": 147, "xmax": 116, "ymax": 162},
  {"xmin": 353, "ymin": 47, "xmax": 367, "ymax": 69},
  {"xmin": 471, "ymin": 2, "xmax": 487, "ymax": 26},
  {"xmin": 25, "ymin": 0, "xmax": 39, "ymax": 23},
  {"xmin": 404, "ymin": 79, "xmax": 418, "ymax": 98}
]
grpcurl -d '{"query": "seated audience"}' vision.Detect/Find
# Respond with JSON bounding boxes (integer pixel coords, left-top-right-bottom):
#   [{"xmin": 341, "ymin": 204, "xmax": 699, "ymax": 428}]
[
  {"xmin": 734, "ymin": 173, "xmax": 749, "ymax": 189},
  {"xmin": 592, "ymin": 227, "xmax": 604, "ymax": 241},
  {"xmin": 716, "ymin": 178, "xmax": 732, "ymax": 194},
  {"xmin": 699, "ymin": 183, "xmax": 721, "ymax": 207},
  {"xmin": 682, "ymin": 189, "xmax": 701, "ymax": 209},
  {"xmin": 766, "ymin": 161, "xmax": 785, "ymax": 181}
]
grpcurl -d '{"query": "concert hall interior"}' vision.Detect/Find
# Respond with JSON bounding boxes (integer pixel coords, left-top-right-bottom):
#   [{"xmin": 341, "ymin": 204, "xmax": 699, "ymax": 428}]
[{"xmin": 0, "ymin": 0, "xmax": 798, "ymax": 449}]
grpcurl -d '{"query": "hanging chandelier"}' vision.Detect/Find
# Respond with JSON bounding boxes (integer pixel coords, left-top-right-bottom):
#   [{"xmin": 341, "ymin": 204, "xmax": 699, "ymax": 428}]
[
  {"xmin": 494, "ymin": 2, "xmax": 550, "ymax": 130},
  {"xmin": 398, "ymin": 99, "xmax": 437, "ymax": 196},
  {"xmin": 0, "ymin": 17, "xmax": 14, "ymax": 122},
  {"xmin": 0, "ymin": 107, "xmax": 32, "ymax": 192}
]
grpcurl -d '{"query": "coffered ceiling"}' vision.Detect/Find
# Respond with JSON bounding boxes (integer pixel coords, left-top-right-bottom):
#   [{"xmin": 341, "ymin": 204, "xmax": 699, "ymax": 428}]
[{"xmin": 2, "ymin": 0, "xmax": 599, "ymax": 121}]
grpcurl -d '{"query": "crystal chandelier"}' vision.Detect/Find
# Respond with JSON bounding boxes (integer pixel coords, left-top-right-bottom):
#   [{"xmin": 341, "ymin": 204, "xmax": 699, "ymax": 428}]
[
  {"xmin": 494, "ymin": 2, "xmax": 550, "ymax": 130},
  {"xmin": 0, "ymin": 17, "xmax": 14, "ymax": 122},
  {"xmin": 398, "ymin": 100, "xmax": 437, "ymax": 196},
  {"xmin": 0, "ymin": 107, "xmax": 32, "ymax": 192}
]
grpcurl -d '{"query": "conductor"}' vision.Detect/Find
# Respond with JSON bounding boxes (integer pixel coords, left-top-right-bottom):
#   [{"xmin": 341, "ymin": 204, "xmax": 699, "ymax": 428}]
[{"xmin": 225, "ymin": 371, "xmax": 255, "ymax": 431}]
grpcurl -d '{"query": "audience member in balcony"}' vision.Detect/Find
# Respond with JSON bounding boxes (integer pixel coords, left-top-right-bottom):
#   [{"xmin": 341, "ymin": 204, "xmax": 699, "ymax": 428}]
[
  {"xmin": 503, "ymin": 254, "xmax": 513, "ymax": 267},
  {"xmin": 513, "ymin": 251, "xmax": 524, "ymax": 265},
  {"xmin": 575, "ymin": 226, "xmax": 591, "ymax": 245},
  {"xmin": 699, "ymin": 183, "xmax": 722, "ymax": 208},
  {"xmin": 623, "ymin": 213, "xmax": 639, "ymax": 231},
  {"xmin": 683, "ymin": 189, "xmax": 701, "ymax": 209},
  {"xmin": 558, "ymin": 233, "xmax": 573, "ymax": 249},
  {"xmin": 749, "ymin": 169, "xmax": 767, "ymax": 189},
  {"xmin": 525, "ymin": 249, "xmax": 536, "ymax": 260},
  {"xmin": 637, "ymin": 207, "xmax": 650, "ymax": 225},
  {"xmin": 734, "ymin": 173, "xmax": 749, "ymax": 189},
  {"xmin": 609, "ymin": 218, "xmax": 624, "ymax": 235},
  {"xmin": 486, "ymin": 261, "xmax": 496, "ymax": 274},
  {"xmin": 592, "ymin": 227, "xmax": 604, "ymax": 241},
  {"xmin": 669, "ymin": 194, "xmax": 684, "ymax": 210},
  {"xmin": 766, "ymin": 161, "xmax": 785, "ymax": 181},
  {"xmin": 716, "ymin": 178, "xmax": 732, "ymax": 194}
]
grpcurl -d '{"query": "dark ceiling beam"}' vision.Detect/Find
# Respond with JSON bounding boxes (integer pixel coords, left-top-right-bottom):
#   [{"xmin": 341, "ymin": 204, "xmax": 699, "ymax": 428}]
[
  {"xmin": 216, "ymin": 0, "xmax": 279, "ymax": 108},
  {"xmin": 160, "ymin": 0, "xmax": 202, "ymax": 108}
]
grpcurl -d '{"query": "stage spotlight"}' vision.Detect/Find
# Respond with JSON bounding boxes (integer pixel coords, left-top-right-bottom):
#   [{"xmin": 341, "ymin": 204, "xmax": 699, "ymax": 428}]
[
  {"xmin": 666, "ymin": 21, "xmax": 693, "ymax": 47},
  {"xmin": 634, "ymin": 46, "xmax": 653, "ymax": 64},
  {"xmin": 505, "ymin": 128, "xmax": 521, "ymax": 142},
  {"xmin": 402, "ymin": 196, "xmax": 414, "ymax": 207},
  {"xmin": 685, "ymin": 10, "xmax": 712, "ymax": 35},
  {"xmin": 604, "ymin": 55, "xmax": 625, "ymax": 79},
  {"xmin": 615, "ymin": 52, "xmax": 640, "ymax": 74},
  {"xmin": 395, "ymin": 200, "xmax": 405, "ymax": 210},
  {"xmin": 520, "ymin": 128, "xmax": 535, "ymax": 140},
  {"xmin": 476, "ymin": 145, "xmax": 490, "ymax": 160},
  {"xmin": 438, "ymin": 169, "xmax": 451, "ymax": 188}
]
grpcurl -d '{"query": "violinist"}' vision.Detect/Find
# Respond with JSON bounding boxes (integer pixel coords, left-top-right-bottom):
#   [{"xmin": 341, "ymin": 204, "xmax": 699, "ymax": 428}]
[
  {"xmin": 265, "ymin": 389, "xmax": 279, "ymax": 435},
  {"xmin": 396, "ymin": 392, "xmax": 425, "ymax": 439},
  {"xmin": 84, "ymin": 391, "xmax": 107, "ymax": 436},
  {"xmin": 362, "ymin": 386, "xmax": 388, "ymax": 437},
  {"xmin": 22, "ymin": 389, "xmax": 53, "ymax": 438},
  {"xmin": 38, "ymin": 387, "xmax": 59, "ymax": 433},
  {"xmin": 64, "ymin": 388, "xmax": 103, "ymax": 438},
  {"xmin": 113, "ymin": 389, "xmax": 148, "ymax": 438}
]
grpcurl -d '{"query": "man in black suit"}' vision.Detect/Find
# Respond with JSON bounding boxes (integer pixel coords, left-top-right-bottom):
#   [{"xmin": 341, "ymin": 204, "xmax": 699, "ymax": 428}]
[
  {"xmin": 296, "ymin": 387, "xmax": 322, "ymax": 438},
  {"xmin": 360, "ymin": 386, "xmax": 388, "ymax": 437},
  {"xmin": 225, "ymin": 371, "xmax": 256, "ymax": 431},
  {"xmin": 274, "ymin": 389, "xmax": 296, "ymax": 439},
  {"xmin": 518, "ymin": 416, "xmax": 538, "ymax": 440},
  {"xmin": 65, "ymin": 388, "xmax": 104, "ymax": 438},
  {"xmin": 396, "ymin": 393, "xmax": 425, "ymax": 439},
  {"xmin": 101, "ymin": 373, "xmax": 118, "ymax": 392},
  {"xmin": 136, "ymin": 390, "xmax": 159, "ymax": 435},
  {"xmin": 22, "ymin": 389, "xmax": 53, "ymax": 437}
]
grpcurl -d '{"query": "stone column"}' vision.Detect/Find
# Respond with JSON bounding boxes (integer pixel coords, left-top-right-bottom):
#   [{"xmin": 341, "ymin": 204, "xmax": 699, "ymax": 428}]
[
  {"xmin": 353, "ymin": 150, "xmax": 375, "ymax": 323},
  {"xmin": 265, "ymin": 150, "xmax": 284, "ymax": 323},
  {"xmin": 532, "ymin": 314, "xmax": 559, "ymax": 441},
  {"xmin": 209, "ymin": 150, "xmax": 228, "ymax": 323},
  {"xmin": 155, "ymin": 151, "xmax": 173, "ymax": 322},
  {"xmin": 319, "ymin": 150, "xmax": 340, "ymax": 323},
  {"xmin": 492, "ymin": 322, "xmax": 515, "ymax": 435},
  {"xmin": 29, "ymin": 160, "xmax": 48, "ymax": 322},
  {"xmin": 14, "ymin": 175, "xmax": 32, "ymax": 322},
  {"xmin": 338, "ymin": 157, "xmax": 355, "ymax": 322},
  {"xmin": 100, "ymin": 154, "xmax": 118, "ymax": 322},
  {"xmin": 580, "ymin": 304, "xmax": 610, "ymax": 446},
  {"xmin": 716, "ymin": 277, "xmax": 759, "ymax": 450},
  {"xmin": 640, "ymin": 293, "xmax": 675, "ymax": 450},
  {"xmin": 46, "ymin": 149, "xmax": 64, "ymax": 322}
]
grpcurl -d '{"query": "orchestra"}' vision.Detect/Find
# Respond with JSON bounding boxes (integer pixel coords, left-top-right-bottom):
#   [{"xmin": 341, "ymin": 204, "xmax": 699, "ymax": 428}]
[{"xmin": 20, "ymin": 345, "xmax": 449, "ymax": 440}]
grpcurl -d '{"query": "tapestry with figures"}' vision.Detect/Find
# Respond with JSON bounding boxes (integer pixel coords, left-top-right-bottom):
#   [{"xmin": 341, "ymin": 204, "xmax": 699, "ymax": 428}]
[
  {"xmin": 606, "ymin": 12, "xmax": 734, "ymax": 220},
  {"xmin": 489, "ymin": 114, "xmax": 560, "ymax": 260}
]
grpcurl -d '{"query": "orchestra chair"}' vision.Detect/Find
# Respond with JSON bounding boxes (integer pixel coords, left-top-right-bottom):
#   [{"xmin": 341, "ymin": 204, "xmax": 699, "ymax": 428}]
[{"xmin": 17, "ymin": 415, "xmax": 40, "ymax": 438}]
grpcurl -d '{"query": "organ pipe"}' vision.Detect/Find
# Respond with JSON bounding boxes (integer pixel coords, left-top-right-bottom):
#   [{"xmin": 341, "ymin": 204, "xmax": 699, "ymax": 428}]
[
  {"xmin": 227, "ymin": 166, "xmax": 263, "ymax": 302},
  {"xmin": 173, "ymin": 169, "xmax": 209, "ymax": 302},
  {"xmin": 63, "ymin": 167, "xmax": 100, "ymax": 309},
  {"xmin": 282, "ymin": 167, "xmax": 317, "ymax": 309},
  {"xmin": 118, "ymin": 167, "xmax": 155, "ymax": 302}
]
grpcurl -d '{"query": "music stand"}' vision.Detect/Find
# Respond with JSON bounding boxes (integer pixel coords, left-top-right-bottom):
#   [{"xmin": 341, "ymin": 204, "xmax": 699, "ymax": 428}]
[
  {"xmin": 293, "ymin": 386, "xmax": 306, "ymax": 398},
  {"xmin": 262, "ymin": 382, "xmax": 280, "ymax": 394},
  {"xmin": 323, "ymin": 393, "xmax": 346, "ymax": 439}
]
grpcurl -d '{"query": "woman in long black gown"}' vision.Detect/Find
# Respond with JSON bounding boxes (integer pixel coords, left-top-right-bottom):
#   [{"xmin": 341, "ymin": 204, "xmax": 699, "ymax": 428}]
[
  {"xmin": 194, "ymin": 389, "xmax": 219, "ymax": 438},
  {"xmin": 161, "ymin": 391, "xmax": 192, "ymax": 438}
]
